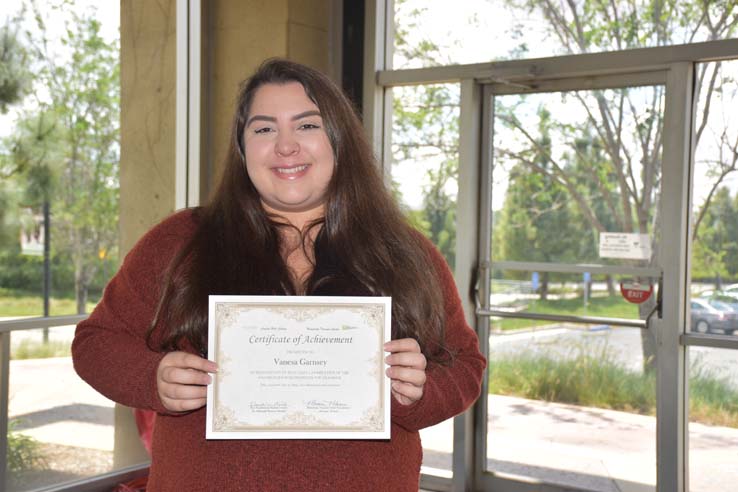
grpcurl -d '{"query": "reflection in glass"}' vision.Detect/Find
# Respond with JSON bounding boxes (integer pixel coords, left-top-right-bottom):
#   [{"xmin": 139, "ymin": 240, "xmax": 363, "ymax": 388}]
[
  {"xmin": 393, "ymin": 0, "xmax": 738, "ymax": 69},
  {"xmin": 390, "ymin": 83, "xmax": 460, "ymax": 477},
  {"xmin": 688, "ymin": 347, "xmax": 738, "ymax": 492}
]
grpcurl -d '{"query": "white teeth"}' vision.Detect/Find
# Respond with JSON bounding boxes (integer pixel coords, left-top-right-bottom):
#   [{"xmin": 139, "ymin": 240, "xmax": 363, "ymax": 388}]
[{"xmin": 276, "ymin": 165, "xmax": 308, "ymax": 174}]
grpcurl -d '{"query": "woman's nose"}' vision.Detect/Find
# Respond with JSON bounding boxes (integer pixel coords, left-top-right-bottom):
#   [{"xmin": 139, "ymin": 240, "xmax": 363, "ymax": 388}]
[{"xmin": 275, "ymin": 132, "xmax": 299, "ymax": 156}]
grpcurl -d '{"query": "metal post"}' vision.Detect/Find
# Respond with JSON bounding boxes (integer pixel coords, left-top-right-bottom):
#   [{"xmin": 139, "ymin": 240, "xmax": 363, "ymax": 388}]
[
  {"xmin": 43, "ymin": 199, "xmax": 51, "ymax": 342},
  {"xmin": 0, "ymin": 331, "xmax": 10, "ymax": 489}
]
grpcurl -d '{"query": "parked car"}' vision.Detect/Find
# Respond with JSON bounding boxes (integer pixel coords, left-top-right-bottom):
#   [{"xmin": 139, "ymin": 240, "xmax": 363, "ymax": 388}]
[
  {"xmin": 723, "ymin": 284, "xmax": 738, "ymax": 296},
  {"xmin": 699, "ymin": 289, "xmax": 738, "ymax": 302},
  {"xmin": 690, "ymin": 298, "xmax": 738, "ymax": 335}
]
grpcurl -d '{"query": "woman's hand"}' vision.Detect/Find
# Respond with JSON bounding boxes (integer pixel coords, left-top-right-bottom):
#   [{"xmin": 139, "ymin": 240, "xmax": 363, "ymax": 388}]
[
  {"xmin": 156, "ymin": 351, "xmax": 217, "ymax": 412},
  {"xmin": 384, "ymin": 338, "xmax": 427, "ymax": 406}
]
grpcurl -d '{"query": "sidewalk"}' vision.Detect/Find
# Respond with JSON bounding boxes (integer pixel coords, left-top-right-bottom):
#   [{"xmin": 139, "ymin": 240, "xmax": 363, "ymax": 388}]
[
  {"xmin": 9, "ymin": 358, "xmax": 738, "ymax": 492},
  {"xmin": 421, "ymin": 394, "xmax": 737, "ymax": 492}
]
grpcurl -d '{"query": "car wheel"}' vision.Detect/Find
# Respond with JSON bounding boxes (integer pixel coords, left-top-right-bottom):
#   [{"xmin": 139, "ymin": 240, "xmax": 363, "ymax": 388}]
[{"xmin": 695, "ymin": 320, "xmax": 710, "ymax": 333}]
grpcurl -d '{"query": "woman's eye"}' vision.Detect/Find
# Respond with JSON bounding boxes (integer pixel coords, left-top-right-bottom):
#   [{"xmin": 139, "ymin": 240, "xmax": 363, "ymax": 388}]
[
  {"xmin": 299, "ymin": 123, "xmax": 320, "ymax": 130},
  {"xmin": 254, "ymin": 127, "xmax": 274, "ymax": 134}
]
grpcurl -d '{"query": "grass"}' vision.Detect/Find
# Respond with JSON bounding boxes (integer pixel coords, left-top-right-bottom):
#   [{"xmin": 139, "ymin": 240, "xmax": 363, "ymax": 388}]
[
  {"xmin": 492, "ymin": 294, "xmax": 640, "ymax": 331},
  {"xmin": 490, "ymin": 344, "xmax": 738, "ymax": 427},
  {"xmin": 12, "ymin": 339, "xmax": 72, "ymax": 359},
  {"xmin": 0, "ymin": 288, "xmax": 97, "ymax": 317}
]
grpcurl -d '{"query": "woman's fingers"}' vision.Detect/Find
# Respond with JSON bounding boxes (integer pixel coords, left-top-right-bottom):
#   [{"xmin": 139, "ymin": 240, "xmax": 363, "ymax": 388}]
[
  {"xmin": 384, "ymin": 337, "xmax": 427, "ymax": 405},
  {"xmin": 386, "ymin": 365, "xmax": 426, "ymax": 386},
  {"xmin": 391, "ymin": 381, "xmax": 424, "ymax": 402},
  {"xmin": 385, "ymin": 351, "xmax": 427, "ymax": 370},
  {"xmin": 157, "ymin": 351, "xmax": 217, "ymax": 412}
]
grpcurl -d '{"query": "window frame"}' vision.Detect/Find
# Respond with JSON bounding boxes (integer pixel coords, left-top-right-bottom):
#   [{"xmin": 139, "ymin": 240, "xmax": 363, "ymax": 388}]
[{"xmin": 365, "ymin": 1, "xmax": 738, "ymax": 490}]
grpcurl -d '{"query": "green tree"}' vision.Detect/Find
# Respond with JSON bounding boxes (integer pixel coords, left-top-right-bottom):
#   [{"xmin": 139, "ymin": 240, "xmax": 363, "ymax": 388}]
[
  {"xmin": 392, "ymin": 0, "xmax": 461, "ymax": 266},
  {"xmin": 494, "ymin": 0, "xmax": 738, "ymax": 371},
  {"xmin": 1, "ymin": 2, "xmax": 120, "ymax": 313},
  {"xmin": 692, "ymin": 187, "xmax": 736, "ymax": 286},
  {"xmin": 0, "ymin": 16, "xmax": 31, "ymax": 112},
  {"xmin": 494, "ymin": 107, "xmax": 582, "ymax": 299}
]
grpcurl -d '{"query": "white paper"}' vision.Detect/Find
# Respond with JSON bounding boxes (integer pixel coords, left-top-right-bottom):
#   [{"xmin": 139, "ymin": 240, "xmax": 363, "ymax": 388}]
[
  {"xmin": 206, "ymin": 295, "xmax": 391, "ymax": 440},
  {"xmin": 599, "ymin": 232, "xmax": 652, "ymax": 260}
]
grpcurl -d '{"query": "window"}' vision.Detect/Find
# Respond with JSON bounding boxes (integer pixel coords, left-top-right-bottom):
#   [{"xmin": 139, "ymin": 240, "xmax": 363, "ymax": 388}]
[{"xmin": 0, "ymin": 3, "xmax": 144, "ymax": 491}]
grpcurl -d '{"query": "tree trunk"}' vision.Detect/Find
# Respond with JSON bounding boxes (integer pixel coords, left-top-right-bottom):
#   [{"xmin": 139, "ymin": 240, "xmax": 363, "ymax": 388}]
[
  {"xmin": 540, "ymin": 272, "xmax": 549, "ymax": 301},
  {"xmin": 76, "ymin": 282, "xmax": 88, "ymax": 314},
  {"xmin": 606, "ymin": 275, "xmax": 616, "ymax": 296},
  {"xmin": 639, "ymin": 293, "xmax": 658, "ymax": 374}
]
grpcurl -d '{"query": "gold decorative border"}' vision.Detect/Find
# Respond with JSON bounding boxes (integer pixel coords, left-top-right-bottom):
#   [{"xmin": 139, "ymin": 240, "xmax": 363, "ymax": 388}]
[{"xmin": 211, "ymin": 300, "xmax": 387, "ymax": 434}]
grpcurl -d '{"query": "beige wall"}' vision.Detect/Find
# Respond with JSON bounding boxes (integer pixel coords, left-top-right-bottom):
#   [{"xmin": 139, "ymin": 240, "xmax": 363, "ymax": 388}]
[
  {"xmin": 120, "ymin": 0, "xmax": 332, "ymax": 254},
  {"xmin": 120, "ymin": 0, "xmax": 178, "ymax": 256},
  {"xmin": 202, "ymin": 0, "xmax": 332, "ymax": 199}
]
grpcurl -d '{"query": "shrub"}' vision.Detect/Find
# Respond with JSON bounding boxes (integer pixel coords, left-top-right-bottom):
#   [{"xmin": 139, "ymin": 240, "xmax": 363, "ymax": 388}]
[{"xmin": 7, "ymin": 420, "xmax": 46, "ymax": 475}]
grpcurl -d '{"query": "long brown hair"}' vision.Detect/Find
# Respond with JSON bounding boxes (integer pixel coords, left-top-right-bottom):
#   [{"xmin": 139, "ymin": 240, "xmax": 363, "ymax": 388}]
[{"xmin": 149, "ymin": 59, "xmax": 448, "ymax": 361}]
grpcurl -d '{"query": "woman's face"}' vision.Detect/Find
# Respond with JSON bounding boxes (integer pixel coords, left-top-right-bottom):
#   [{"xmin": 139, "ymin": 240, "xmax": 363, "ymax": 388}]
[{"xmin": 243, "ymin": 81, "xmax": 335, "ymax": 223}]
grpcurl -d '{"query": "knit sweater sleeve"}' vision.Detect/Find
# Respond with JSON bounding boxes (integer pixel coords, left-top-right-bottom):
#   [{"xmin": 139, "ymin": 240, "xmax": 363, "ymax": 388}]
[
  {"xmin": 72, "ymin": 210, "xmax": 197, "ymax": 413},
  {"xmin": 390, "ymin": 242, "xmax": 487, "ymax": 431}
]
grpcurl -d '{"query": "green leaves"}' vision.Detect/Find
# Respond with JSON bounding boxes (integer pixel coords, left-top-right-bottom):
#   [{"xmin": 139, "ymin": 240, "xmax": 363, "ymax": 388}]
[{"xmin": 1, "ymin": 2, "xmax": 120, "ymax": 314}]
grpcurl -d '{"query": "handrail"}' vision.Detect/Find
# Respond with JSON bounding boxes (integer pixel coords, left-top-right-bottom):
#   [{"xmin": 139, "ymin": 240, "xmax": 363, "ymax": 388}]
[
  {"xmin": 0, "ymin": 314, "xmax": 87, "ymax": 333},
  {"xmin": 476, "ymin": 308, "xmax": 647, "ymax": 329},
  {"xmin": 490, "ymin": 260, "xmax": 661, "ymax": 277}
]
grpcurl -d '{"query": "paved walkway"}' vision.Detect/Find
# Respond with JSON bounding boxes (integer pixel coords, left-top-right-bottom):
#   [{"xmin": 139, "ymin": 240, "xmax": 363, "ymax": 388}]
[{"xmin": 9, "ymin": 357, "xmax": 738, "ymax": 492}]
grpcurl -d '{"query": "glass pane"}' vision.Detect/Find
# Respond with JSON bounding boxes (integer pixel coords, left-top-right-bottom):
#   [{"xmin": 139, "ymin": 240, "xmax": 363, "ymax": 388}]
[
  {"xmin": 7, "ymin": 327, "xmax": 118, "ymax": 491},
  {"xmin": 488, "ymin": 323, "xmax": 656, "ymax": 490},
  {"xmin": 390, "ymin": 83, "xmax": 460, "ymax": 476},
  {"xmin": 393, "ymin": 0, "xmax": 738, "ymax": 69},
  {"xmin": 1, "ymin": 2, "xmax": 136, "ymax": 490},
  {"xmin": 688, "ymin": 347, "xmax": 738, "ymax": 492},
  {"xmin": 391, "ymin": 84, "xmax": 460, "ymax": 269},
  {"xmin": 487, "ymin": 83, "xmax": 664, "ymax": 489},
  {"xmin": 690, "ymin": 59, "xmax": 738, "ymax": 337},
  {"xmin": 0, "ymin": 1, "xmax": 119, "ymax": 321},
  {"xmin": 492, "ymin": 86, "xmax": 663, "ymax": 269}
]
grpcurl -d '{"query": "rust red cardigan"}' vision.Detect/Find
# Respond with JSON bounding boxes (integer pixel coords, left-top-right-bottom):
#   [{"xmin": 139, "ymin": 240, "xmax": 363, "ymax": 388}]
[{"xmin": 72, "ymin": 210, "xmax": 486, "ymax": 492}]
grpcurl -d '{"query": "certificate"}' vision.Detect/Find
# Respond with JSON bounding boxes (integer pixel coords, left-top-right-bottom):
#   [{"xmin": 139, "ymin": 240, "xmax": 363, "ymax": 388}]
[{"xmin": 206, "ymin": 295, "xmax": 391, "ymax": 439}]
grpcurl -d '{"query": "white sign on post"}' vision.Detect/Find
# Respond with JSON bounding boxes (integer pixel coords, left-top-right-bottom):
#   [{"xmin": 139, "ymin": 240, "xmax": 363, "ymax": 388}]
[{"xmin": 598, "ymin": 233, "xmax": 651, "ymax": 260}]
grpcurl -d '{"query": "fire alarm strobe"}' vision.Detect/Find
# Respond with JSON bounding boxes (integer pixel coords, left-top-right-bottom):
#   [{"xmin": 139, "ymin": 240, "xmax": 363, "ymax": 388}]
[{"xmin": 620, "ymin": 281, "xmax": 654, "ymax": 304}]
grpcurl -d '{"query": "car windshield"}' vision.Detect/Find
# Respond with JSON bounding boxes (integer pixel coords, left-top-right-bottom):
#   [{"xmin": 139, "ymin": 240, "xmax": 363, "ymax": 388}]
[{"xmin": 710, "ymin": 300, "xmax": 734, "ymax": 311}]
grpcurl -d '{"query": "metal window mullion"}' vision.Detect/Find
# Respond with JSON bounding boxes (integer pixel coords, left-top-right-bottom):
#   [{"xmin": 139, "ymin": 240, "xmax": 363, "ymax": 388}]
[
  {"xmin": 175, "ymin": 0, "xmax": 202, "ymax": 210},
  {"xmin": 474, "ymin": 84, "xmax": 494, "ymax": 490},
  {"xmin": 1, "ymin": 332, "xmax": 9, "ymax": 489},
  {"xmin": 655, "ymin": 61, "xmax": 693, "ymax": 492},
  {"xmin": 448, "ymin": 78, "xmax": 482, "ymax": 492},
  {"xmin": 175, "ymin": 0, "xmax": 188, "ymax": 210},
  {"xmin": 377, "ymin": 38, "xmax": 738, "ymax": 87},
  {"xmin": 187, "ymin": 0, "xmax": 201, "ymax": 207},
  {"xmin": 362, "ymin": 0, "xmax": 389, "ymax": 167}
]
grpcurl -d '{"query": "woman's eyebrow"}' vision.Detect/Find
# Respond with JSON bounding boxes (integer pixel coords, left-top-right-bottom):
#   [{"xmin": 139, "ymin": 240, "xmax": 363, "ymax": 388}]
[{"xmin": 246, "ymin": 110, "xmax": 322, "ymax": 127}]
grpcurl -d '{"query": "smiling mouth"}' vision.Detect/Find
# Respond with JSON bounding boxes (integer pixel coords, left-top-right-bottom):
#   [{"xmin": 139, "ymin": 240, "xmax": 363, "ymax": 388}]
[{"xmin": 274, "ymin": 164, "xmax": 309, "ymax": 175}]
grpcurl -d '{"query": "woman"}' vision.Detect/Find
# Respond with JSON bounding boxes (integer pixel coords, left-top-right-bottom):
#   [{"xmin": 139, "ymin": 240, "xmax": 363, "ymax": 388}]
[{"xmin": 73, "ymin": 59, "xmax": 485, "ymax": 492}]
